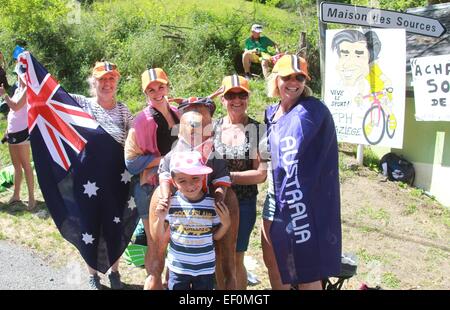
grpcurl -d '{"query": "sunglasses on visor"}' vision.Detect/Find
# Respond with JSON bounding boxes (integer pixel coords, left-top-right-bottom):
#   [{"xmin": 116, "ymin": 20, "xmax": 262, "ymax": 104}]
[{"xmin": 280, "ymin": 74, "xmax": 306, "ymax": 83}]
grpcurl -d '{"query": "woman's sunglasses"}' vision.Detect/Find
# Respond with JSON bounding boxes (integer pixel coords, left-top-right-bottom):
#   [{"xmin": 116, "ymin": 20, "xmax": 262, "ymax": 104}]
[
  {"xmin": 280, "ymin": 74, "xmax": 306, "ymax": 83},
  {"xmin": 224, "ymin": 91, "xmax": 249, "ymax": 100}
]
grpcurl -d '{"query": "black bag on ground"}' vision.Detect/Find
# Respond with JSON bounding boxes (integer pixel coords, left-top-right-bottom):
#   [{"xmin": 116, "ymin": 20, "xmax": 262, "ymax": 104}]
[{"xmin": 379, "ymin": 152, "xmax": 415, "ymax": 185}]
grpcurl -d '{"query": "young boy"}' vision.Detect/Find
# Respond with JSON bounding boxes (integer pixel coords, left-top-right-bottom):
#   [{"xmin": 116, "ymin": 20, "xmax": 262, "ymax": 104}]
[{"xmin": 152, "ymin": 150, "xmax": 231, "ymax": 290}]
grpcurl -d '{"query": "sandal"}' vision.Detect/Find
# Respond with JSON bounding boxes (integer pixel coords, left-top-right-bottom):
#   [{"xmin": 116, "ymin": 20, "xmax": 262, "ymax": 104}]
[
  {"xmin": 7, "ymin": 197, "xmax": 21, "ymax": 205},
  {"xmin": 26, "ymin": 200, "xmax": 36, "ymax": 211}
]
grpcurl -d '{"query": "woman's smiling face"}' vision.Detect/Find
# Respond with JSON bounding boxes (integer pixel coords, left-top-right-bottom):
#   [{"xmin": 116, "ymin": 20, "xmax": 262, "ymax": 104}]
[
  {"xmin": 277, "ymin": 73, "xmax": 306, "ymax": 101},
  {"xmin": 145, "ymin": 81, "xmax": 169, "ymax": 104},
  {"xmin": 221, "ymin": 88, "xmax": 249, "ymax": 118}
]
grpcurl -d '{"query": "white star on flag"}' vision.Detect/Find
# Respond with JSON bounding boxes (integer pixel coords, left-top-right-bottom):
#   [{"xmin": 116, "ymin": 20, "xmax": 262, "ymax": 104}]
[
  {"xmin": 82, "ymin": 233, "xmax": 95, "ymax": 245},
  {"xmin": 128, "ymin": 197, "xmax": 136, "ymax": 211},
  {"xmin": 121, "ymin": 169, "xmax": 132, "ymax": 184},
  {"xmin": 83, "ymin": 181, "xmax": 99, "ymax": 198},
  {"xmin": 113, "ymin": 217, "xmax": 121, "ymax": 224}
]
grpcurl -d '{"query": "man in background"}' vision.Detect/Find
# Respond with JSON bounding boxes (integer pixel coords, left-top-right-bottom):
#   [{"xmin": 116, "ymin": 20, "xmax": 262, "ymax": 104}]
[{"xmin": 242, "ymin": 24, "xmax": 279, "ymax": 79}]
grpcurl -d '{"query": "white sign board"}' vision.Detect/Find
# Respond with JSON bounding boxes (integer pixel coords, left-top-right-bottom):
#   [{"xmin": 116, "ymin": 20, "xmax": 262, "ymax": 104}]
[
  {"xmin": 411, "ymin": 55, "xmax": 450, "ymax": 121},
  {"xmin": 320, "ymin": 2, "xmax": 446, "ymax": 38},
  {"xmin": 324, "ymin": 28, "xmax": 406, "ymax": 148}
]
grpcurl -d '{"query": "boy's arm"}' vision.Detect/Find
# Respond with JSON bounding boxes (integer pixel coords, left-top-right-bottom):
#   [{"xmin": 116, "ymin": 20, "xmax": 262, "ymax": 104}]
[
  {"xmin": 158, "ymin": 153, "xmax": 173, "ymax": 201},
  {"xmin": 150, "ymin": 199, "xmax": 170, "ymax": 240},
  {"xmin": 213, "ymin": 201, "xmax": 230, "ymax": 240}
]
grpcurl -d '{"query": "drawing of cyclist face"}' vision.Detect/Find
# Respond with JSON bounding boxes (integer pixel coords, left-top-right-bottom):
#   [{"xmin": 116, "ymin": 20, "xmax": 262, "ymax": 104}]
[{"xmin": 335, "ymin": 40, "xmax": 370, "ymax": 87}]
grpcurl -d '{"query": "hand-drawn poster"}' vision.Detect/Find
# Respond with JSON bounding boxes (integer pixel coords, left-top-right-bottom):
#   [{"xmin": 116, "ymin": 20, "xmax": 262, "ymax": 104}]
[
  {"xmin": 411, "ymin": 54, "xmax": 450, "ymax": 121},
  {"xmin": 324, "ymin": 28, "xmax": 406, "ymax": 148}
]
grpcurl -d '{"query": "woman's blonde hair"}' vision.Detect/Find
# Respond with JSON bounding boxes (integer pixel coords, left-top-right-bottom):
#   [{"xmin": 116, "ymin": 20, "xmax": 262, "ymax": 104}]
[{"xmin": 266, "ymin": 72, "xmax": 312, "ymax": 98}]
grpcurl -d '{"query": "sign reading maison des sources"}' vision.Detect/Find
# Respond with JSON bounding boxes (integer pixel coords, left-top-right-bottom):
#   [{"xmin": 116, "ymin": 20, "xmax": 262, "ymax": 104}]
[{"xmin": 320, "ymin": 2, "xmax": 446, "ymax": 38}]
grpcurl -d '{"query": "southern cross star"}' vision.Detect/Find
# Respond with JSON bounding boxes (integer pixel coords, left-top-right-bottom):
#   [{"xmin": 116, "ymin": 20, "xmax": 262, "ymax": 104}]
[
  {"xmin": 82, "ymin": 232, "xmax": 95, "ymax": 245},
  {"xmin": 128, "ymin": 197, "xmax": 136, "ymax": 210},
  {"xmin": 121, "ymin": 169, "xmax": 132, "ymax": 184},
  {"xmin": 83, "ymin": 181, "xmax": 99, "ymax": 198}
]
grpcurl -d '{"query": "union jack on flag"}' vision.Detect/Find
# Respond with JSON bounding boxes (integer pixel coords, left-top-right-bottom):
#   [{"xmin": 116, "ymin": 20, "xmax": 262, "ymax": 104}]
[
  {"xmin": 19, "ymin": 53, "xmax": 98, "ymax": 171},
  {"xmin": 19, "ymin": 52, "xmax": 138, "ymax": 273}
]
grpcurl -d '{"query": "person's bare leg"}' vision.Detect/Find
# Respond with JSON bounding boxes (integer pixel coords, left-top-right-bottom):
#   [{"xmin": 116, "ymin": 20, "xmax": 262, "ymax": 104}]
[
  {"xmin": 110, "ymin": 259, "xmax": 120, "ymax": 273},
  {"xmin": 242, "ymin": 51, "xmax": 255, "ymax": 75},
  {"xmin": 298, "ymin": 280, "xmax": 322, "ymax": 290},
  {"xmin": 142, "ymin": 218, "xmax": 152, "ymax": 275},
  {"xmin": 261, "ymin": 219, "xmax": 290, "ymax": 290},
  {"xmin": 144, "ymin": 186, "xmax": 168, "ymax": 290},
  {"xmin": 215, "ymin": 189, "xmax": 238, "ymax": 290},
  {"xmin": 18, "ymin": 144, "xmax": 35, "ymax": 209},
  {"xmin": 236, "ymin": 251, "xmax": 247, "ymax": 290},
  {"xmin": 261, "ymin": 59, "xmax": 270, "ymax": 78},
  {"xmin": 87, "ymin": 265, "xmax": 98, "ymax": 276},
  {"xmin": 8, "ymin": 145, "xmax": 22, "ymax": 203}
]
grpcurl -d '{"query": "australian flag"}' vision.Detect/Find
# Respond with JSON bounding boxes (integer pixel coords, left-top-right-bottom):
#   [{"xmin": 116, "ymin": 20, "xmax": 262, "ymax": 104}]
[
  {"xmin": 266, "ymin": 96, "xmax": 341, "ymax": 284},
  {"xmin": 19, "ymin": 52, "xmax": 138, "ymax": 273}
]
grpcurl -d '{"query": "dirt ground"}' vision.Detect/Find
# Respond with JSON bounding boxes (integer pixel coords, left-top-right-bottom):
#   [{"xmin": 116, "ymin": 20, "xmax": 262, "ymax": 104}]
[
  {"xmin": 0, "ymin": 148, "xmax": 449, "ymax": 290},
  {"xmin": 244, "ymin": 150, "xmax": 450, "ymax": 290}
]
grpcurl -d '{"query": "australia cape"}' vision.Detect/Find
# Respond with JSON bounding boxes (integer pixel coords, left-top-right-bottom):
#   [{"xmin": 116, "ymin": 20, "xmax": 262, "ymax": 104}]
[{"xmin": 265, "ymin": 96, "xmax": 341, "ymax": 284}]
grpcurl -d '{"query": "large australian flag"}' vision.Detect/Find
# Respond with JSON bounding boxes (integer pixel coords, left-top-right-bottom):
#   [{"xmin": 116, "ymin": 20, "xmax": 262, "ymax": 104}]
[{"xmin": 18, "ymin": 52, "xmax": 138, "ymax": 273}]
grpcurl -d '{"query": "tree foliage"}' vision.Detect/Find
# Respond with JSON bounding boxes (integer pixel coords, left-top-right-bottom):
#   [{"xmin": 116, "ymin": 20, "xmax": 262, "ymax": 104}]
[{"xmin": 0, "ymin": 0, "xmax": 69, "ymax": 37}]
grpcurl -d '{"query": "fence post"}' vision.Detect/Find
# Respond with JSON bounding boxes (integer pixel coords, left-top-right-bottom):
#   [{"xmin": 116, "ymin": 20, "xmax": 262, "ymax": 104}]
[{"xmin": 357, "ymin": 144, "xmax": 364, "ymax": 166}]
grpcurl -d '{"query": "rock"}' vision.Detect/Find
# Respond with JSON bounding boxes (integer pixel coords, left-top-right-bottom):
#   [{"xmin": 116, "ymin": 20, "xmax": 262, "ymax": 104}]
[
  {"xmin": 35, "ymin": 209, "xmax": 49, "ymax": 219},
  {"xmin": 346, "ymin": 161, "xmax": 360, "ymax": 171}
]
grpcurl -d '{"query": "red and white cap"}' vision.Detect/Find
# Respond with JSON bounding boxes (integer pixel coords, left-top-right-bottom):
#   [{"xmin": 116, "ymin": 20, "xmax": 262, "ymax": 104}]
[{"xmin": 170, "ymin": 151, "xmax": 213, "ymax": 175}]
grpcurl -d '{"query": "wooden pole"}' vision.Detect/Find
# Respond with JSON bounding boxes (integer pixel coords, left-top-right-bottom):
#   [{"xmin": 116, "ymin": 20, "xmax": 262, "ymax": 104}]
[
  {"xmin": 357, "ymin": 144, "xmax": 364, "ymax": 166},
  {"xmin": 297, "ymin": 31, "xmax": 307, "ymax": 58},
  {"xmin": 316, "ymin": 0, "xmax": 327, "ymax": 99}
]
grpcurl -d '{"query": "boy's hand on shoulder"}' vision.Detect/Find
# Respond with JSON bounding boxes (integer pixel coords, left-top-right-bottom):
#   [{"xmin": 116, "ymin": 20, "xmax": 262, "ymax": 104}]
[
  {"xmin": 214, "ymin": 187, "xmax": 226, "ymax": 204},
  {"xmin": 215, "ymin": 201, "xmax": 230, "ymax": 230},
  {"xmin": 158, "ymin": 196, "xmax": 170, "ymax": 208},
  {"xmin": 214, "ymin": 192, "xmax": 224, "ymax": 204},
  {"xmin": 156, "ymin": 197, "xmax": 170, "ymax": 217}
]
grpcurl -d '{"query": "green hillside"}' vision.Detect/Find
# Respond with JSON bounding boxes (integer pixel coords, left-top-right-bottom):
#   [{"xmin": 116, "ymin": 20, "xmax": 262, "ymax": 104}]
[{"xmin": 0, "ymin": 0, "xmax": 317, "ymax": 113}]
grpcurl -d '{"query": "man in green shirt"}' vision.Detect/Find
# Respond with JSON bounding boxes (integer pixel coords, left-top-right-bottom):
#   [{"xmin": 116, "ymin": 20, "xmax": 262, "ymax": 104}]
[{"xmin": 242, "ymin": 24, "xmax": 279, "ymax": 79}]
